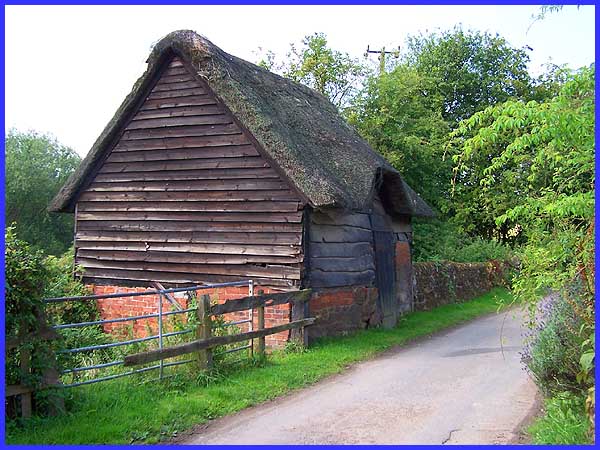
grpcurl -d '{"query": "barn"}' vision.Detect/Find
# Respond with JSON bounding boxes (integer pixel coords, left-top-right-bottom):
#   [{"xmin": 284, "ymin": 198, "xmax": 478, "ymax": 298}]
[{"xmin": 50, "ymin": 30, "xmax": 434, "ymax": 342}]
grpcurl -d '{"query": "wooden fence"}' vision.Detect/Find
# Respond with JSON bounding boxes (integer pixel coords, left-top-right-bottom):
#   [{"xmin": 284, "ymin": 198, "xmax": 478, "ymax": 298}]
[
  {"xmin": 124, "ymin": 289, "xmax": 314, "ymax": 368},
  {"xmin": 5, "ymin": 286, "xmax": 314, "ymax": 419}
]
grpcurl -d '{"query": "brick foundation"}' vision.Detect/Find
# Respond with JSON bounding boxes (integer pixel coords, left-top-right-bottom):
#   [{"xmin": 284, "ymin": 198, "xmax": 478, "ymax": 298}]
[
  {"xmin": 89, "ymin": 284, "xmax": 290, "ymax": 349},
  {"xmin": 307, "ymin": 286, "xmax": 379, "ymax": 341}
]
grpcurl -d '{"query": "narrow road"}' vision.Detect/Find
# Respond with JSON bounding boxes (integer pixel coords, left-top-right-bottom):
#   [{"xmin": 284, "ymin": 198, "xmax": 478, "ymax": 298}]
[{"xmin": 179, "ymin": 308, "xmax": 539, "ymax": 445}]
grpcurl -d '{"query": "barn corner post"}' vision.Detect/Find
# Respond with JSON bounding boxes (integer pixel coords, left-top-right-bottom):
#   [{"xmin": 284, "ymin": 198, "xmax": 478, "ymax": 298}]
[
  {"xmin": 196, "ymin": 293, "xmax": 213, "ymax": 370},
  {"xmin": 290, "ymin": 292, "xmax": 310, "ymax": 349},
  {"xmin": 291, "ymin": 207, "xmax": 311, "ymax": 349}
]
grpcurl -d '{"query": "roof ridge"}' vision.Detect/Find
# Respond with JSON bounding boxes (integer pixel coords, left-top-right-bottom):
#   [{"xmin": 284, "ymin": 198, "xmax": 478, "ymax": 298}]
[{"xmin": 50, "ymin": 29, "xmax": 435, "ymax": 218}]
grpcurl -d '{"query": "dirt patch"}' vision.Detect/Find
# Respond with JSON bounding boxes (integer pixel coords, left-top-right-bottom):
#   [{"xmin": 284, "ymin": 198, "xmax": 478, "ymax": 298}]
[{"xmin": 510, "ymin": 389, "xmax": 543, "ymax": 444}]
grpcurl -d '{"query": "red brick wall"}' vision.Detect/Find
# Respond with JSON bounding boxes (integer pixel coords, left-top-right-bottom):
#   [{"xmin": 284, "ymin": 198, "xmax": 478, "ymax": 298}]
[
  {"xmin": 90, "ymin": 284, "xmax": 290, "ymax": 349},
  {"xmin": 307, "ymin": 286, "xmax": 379, "ymax": 341},
  {"xmin": 394, "ymin": 241, "xmax": 413, "ymax": 314}
]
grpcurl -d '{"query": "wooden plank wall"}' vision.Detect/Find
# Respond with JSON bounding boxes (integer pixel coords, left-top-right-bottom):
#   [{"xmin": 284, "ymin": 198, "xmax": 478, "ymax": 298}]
[
  {"xmin": 75, "ymin": 56, "xmax": 303, "ymax": 288},
  {"xmin": 307, "ymin": 209, "xmax": 376, "ymax": 288}
]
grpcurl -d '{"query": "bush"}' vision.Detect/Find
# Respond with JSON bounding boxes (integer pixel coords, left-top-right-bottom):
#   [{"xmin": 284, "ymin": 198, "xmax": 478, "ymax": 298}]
[
  {"xmin": 412, "ymin": 218, "xmax": 511, "ymax": 263},
  {"xmin": 529, "ymin": 391, "xmax": 590, "ymax": 444},
  {"xmin": 521, "ymin": 291, "xmax": 586, "ymax": 394},
  {"xmin": 5, "ymin": 227, "xmax": 60, "ymax": 417}
]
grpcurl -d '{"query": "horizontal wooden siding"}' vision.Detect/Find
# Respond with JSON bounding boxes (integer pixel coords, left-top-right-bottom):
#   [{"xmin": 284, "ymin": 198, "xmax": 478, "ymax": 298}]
[
  {"xmin": 75, "ymin": 57, "xmax": 303, "ymax": 287},
  {"xmin": 307, "ymin": 209, "xmax": 376, "ymax": 288}
]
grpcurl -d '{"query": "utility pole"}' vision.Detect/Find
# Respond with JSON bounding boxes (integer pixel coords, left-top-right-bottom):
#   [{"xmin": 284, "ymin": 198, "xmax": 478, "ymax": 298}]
[{"xmin": 364, "ymin": 45, "xmax": 401, "ymax": 75}]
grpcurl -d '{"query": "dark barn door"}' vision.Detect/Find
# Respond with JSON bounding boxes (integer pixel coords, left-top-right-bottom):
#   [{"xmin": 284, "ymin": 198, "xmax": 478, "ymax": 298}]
[{"xmin": 371, "ymin": 215, "xmax": 397, "ymax": 328}]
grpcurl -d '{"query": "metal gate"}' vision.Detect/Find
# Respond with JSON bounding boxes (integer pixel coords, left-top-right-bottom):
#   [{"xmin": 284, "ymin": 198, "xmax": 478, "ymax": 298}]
[{"xmin": 371, "ymin": 216, "xmax": 398, "ymax": 328}]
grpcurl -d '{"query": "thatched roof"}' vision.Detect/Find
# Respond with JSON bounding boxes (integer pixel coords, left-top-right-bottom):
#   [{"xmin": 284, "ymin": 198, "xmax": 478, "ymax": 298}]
[{"xmin": 50, "ymin": 30, "xmax": 435, "ymax": 217}]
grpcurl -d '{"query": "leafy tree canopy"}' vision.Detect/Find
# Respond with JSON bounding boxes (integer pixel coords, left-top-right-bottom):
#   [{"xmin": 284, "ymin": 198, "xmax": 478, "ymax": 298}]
[
  {"xmin": 257, "ymin": 32, "xmax": 369, "ymax": 108},
  {"xmin": 5, "ymin": 129, "xmax": 80, "ymax": 255},
  {"xmin": 403, "ymin": 27, "xmax": 534, "ymax": 124},
  {"xmin": 448, "ymin": 64, "xmax": 594, "ymax": 301}
]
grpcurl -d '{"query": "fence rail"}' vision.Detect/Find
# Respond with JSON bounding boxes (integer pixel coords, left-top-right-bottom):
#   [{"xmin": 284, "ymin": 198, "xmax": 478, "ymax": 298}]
[
  {"xmin": 6, "ymin": 281, "xmax": 314, "ymax": 419},
  {"xmin": 124, "ymin": 289, "xmax": 314, "ymax": 368}
]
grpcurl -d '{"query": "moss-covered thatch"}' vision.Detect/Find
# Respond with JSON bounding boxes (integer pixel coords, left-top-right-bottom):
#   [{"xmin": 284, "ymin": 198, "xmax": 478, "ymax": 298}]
[{"xmin": 50, "ymin": 30, "xmax": 434, "ymax": 217}]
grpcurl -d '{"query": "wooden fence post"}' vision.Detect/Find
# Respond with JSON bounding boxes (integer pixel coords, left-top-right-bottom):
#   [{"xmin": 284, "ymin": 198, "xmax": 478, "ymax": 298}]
[
  {"xmin": 290, "ymin": 296, "xmax": 310, "ymax": 348},
  {"xmin": 19, "ymin": 347, "xmax": 32, "ymax": 419},
  {"xmin": 197, "ymin": 294, "xmax": 213, "ymax": 370},
  {"xmin": 256, "ymin": 290, "xmax": 265, "ymax": 356}
]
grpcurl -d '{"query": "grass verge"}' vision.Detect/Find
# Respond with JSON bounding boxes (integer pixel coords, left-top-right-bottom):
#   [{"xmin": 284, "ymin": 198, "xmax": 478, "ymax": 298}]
[
  {"xmin": 528, "ymin": 391, "xmax": 591, "ymax": 444},
  {"xmin": 6, "ymin": 287, "xmax": 512, "ymax": 444}
]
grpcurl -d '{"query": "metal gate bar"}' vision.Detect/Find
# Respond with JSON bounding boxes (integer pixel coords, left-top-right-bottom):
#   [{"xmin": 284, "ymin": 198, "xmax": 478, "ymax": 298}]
[
  {"xmin": 50, "ymin": 280, "xmax": 254, "ymax": 387},
  {"xmin": 45, "ymin": 281, "xmax": 252, "ymax": 303}
]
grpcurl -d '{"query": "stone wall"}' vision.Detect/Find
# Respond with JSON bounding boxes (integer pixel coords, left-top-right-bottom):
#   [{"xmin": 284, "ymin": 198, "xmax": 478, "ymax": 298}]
[
  {"xmin": 307, "ymin": 286, "xmax": 379, "ymax": 341},
  {"xmin": 413, "ymin": 260, "xmax": 509, "ymax": 311},
  {"xmin": 90, "ymin": 284, "xmax": 290, "ymax": 348}
]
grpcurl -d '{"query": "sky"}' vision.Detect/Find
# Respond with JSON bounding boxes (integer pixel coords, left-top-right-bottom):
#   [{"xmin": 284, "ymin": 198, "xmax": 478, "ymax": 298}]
[{"xmin": 4, "ymin": 4, "xmax": 595, "ymax": 157}]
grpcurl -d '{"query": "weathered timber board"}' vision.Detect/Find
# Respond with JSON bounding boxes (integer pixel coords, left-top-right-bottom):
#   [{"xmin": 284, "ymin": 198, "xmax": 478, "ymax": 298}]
[
  {"xmin": 310, "ymin": 242, "xmax": 373, "ymax": 258},
  {"xmin": 106, "ymin": 146, "xmax": 259, "ymax": 163},
  {"xmin": 93, "ymin": 167, "xmax": 279, "ymax": 182},
  {"xmin": 82, "ymin": 270, "xmax": 296, "ymax": 287},
  {"xmin": 77, "ymin": 249, "xmax": 302, "ymax": 265},
  {"xmin": 77, "ymin": 210, "xmax": 302, "ymax": 221},
  {"xmin": 139, "ymin": 96, "xmax": 217, "ymax": 110},
  {"xmin": 123, "ymin": 318, "xmax": 315, "ymax": 366},
  {"xmin": 76, "ymin": 242, "xmax": 301, "ymax": 256},
  {"xmin": 113, "ymin": 134, "xmax": 251, "ymax": 151},
  {"xmin": 311, "ymin": 210, "xmax": 371, "ymax": 228},
  {"xmin": 308, "ymin": 269, "xmax": 376, "ymax": 288},
  {"xmin": 309, "ymin": 224, "xmax": 373, "ymax": 243},
  {"xmin": 126, "ymin": 114, "xmax": 230, "ymax": 129},
  {"xmin": 155, "ymin": 73, "xmax": 195, "ymax": 84},
  {"xmin": 76, "ymin": 259, "xmax": 301, "ymax": 279},
  {"xmin": 99, "ymin": 157, "xmax": 270, "ymax": 173},
  {"xmin": 79, "ymin": 190, "xmax": 298, "ymax": 203},
  {"xmin": 86, "ymin": 179, "xmax": 288, "ymax": 192},
  {"xmin": 75, "ymin": 231, "xmax": 302, "ymax": 245},
  {"xmin": 132, "ymin": 105, "xmax": 225, "ymax": 120},
  {"xmin": 77, "ymin": 220, "xmax": 302, "ymax": 233},
  {"xmin": 310, "ymin": 255, "xmax": 375, "ymax": 272},
  {"xmin": 152, "ymin": 80, "xmax": 202, "ymax": 92},
  {"xmin": 212, "ymin": 289, "xmax": 312, "ymax": 315},
  {"xmin": 121, "ymin": 123, "xmax": 240, "ymax": 140}
]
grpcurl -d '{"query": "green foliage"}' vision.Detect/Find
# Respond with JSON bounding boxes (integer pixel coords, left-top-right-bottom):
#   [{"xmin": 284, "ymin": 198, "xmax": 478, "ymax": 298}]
[
  {"xmin": 412, "ymin": 219, "xmax": 510, "ymax": 263},
  {"xmin": 6, "ymin": 288, "xmax": 511, "ymax": 444},
  {"xmin": 404, "ymin": 27, "xmax": 533, "ymax": 124},
  {"xmin": 5, "ymin": 227, "xmax": 48, "ymax": 337},
  {"xmin": 522, "ymin": 292, "xmax": 586, "ymax": 394},
  {"xmin": 5, "ymin": 129, "xmax": 80, "ymax": 255},
  {"xmin": 449, "ymin": 65, "xmax": 594, "ymax": 298},
  {"xmin": 4, "ymin": 227, "xmax": 75, "ymax": 418},
  {"xmin": 43, "ymin": 250, "xmax": 93, "ymax": 324},
  {"xmin": 347, "ymin": 65, "xmax": 451, "ymax": 210},
  {"xmin": 257, "ymin": 32, "xmax": 368, "ymax": 108},
  {"xmin": 528, "ymin": 391, "xmax": 590, "ymax": 444},
  {"xmin": 4, "ymin": 227, "xmax": 50, "ymax": 386}
]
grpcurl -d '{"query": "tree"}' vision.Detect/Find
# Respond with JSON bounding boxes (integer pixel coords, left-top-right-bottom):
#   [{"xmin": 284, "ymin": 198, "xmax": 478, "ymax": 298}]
[
  {"xmin": 449, "ymin": 64, "xmax": 594, "ymax": 301},
  {"xmin": 5, "ymin": 129, "xmax": 81, "ymax": 255},
  {"xmin": 257, "ymin": 33, "xmax": 368, "ymax": 109},
  {"xmin": 404, "ymin": 27, "xmax": 534, "ymax": 124},
  {"xmin": 347, "ymin": 64, "xmax": 451, "ymax": 211}
]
